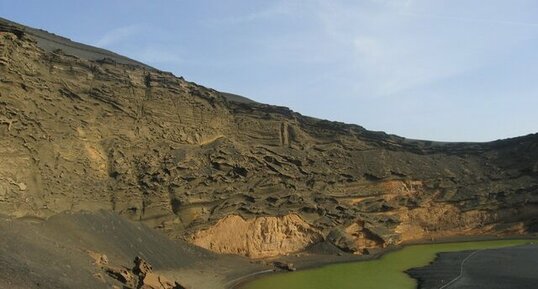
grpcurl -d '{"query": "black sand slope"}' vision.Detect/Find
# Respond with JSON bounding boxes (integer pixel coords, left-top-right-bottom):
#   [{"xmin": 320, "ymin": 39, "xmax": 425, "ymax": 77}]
[
  {"xmin": 0, "ymin": 211, "xmax": 266, "ymax": 289},
  {"xmin": 408, "ymin": 244, "xmax": 538, "ymax": 289},
  {"xmin": 406, "ymin": 250, "xmax": 476, "ymax": 289}
]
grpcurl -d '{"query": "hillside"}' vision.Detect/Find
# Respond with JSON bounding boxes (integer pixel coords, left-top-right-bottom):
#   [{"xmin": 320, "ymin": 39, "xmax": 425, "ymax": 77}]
[{"xmin": 1, "ymin": 15, "xmax": 537, "ymax": 266}]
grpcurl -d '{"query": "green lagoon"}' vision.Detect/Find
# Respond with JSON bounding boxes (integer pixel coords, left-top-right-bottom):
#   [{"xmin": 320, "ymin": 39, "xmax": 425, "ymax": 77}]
[{"xmin": 241, "ymin": 239, "xmax": 533, "ymax": 289}]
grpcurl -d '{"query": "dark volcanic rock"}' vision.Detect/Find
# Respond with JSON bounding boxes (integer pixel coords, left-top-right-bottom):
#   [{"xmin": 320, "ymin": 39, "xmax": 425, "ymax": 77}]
[
  {"xmin": 407, "ymin": 245, "xmax": 538, "ymax": 289},
  {"xmin": 406, "ymin": 250, "xmax": 475, "ymax": 289},
  {"xmin": 133, "ymin": 256, "xmax": 153, "ymax": 278},
  {"xmin": 273, "ymin": 261, "xmax": 296, "ymax": 272}
]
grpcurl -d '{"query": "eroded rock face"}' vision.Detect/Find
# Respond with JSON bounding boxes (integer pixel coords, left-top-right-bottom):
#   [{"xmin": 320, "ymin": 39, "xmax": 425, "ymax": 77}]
[
  {"xmin": 1, "ymin": 18, "xmax": 537, "ymax": 258},
  {"xmin": 191, "ymin": 214, "xmax": 322, "ymax": 258}
]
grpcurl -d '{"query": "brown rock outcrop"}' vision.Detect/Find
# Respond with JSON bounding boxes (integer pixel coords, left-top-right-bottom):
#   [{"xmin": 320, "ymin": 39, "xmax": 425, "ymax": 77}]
[
  {"xmin": 191, "ymin": 214, "xmax": 322, "ymax": 258},
  {"xmin": 104, "ymin": 256, "xmax": 187, "ymax": 289}
]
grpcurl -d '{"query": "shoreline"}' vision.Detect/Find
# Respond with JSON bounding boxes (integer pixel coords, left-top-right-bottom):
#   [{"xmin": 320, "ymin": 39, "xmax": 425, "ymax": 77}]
[{"xmin": 227, "ymin": 233, "xmax": 538, "ymax": 289}]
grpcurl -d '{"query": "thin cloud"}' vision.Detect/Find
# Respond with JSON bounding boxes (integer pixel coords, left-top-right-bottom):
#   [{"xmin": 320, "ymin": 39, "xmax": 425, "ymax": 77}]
[
  {"xmin": 369, "ymin": 0, "xmax": 415, "ymax": 10},
  {"xmin": 132, "ymin": 46, "xmax": 183, "ymax": 65},
  {"xmin": 401, "ymin": 12, "xmax": 538, "ymax": 27},
  {"xmin": 206, "ymin": 1, "xmax": 297, "ymax": 25},
  {"xmin": 313, "ymin": 1, "xmax": 537, "ymax": 98},
  {"xmin": 95, "ymin": 24, "xmax": 143, "ymax": 48}
]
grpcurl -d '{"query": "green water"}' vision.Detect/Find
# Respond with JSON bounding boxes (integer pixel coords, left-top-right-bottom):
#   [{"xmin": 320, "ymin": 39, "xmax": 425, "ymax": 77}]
[{"xmin": 241, "ymin": 239, "xmax": 533, "ymax": 289}]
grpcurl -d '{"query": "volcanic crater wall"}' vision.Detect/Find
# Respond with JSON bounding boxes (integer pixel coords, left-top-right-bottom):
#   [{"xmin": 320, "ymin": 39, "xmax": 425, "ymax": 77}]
[{"xmin": 1, "ymin": 20, "xmax": 538, "ymax": 258}]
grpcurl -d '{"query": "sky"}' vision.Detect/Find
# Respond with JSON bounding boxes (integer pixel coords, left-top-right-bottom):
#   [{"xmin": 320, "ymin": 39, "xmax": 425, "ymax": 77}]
[{"xmin": 1, "ymin": 0, "xmax": 537, "ymax": 142}]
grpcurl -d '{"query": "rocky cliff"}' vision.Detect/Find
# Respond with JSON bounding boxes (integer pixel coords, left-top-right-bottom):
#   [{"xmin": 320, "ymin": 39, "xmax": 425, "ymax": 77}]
[{"xmin": 1, "ymin": 18, "xmax": 537, "ymax": 258}]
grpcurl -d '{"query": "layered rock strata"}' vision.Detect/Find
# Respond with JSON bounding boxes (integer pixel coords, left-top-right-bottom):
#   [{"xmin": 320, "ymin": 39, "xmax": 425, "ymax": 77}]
[{"xmin": 1, "ymin": 18, "xmax": 537, "ymax": 258}]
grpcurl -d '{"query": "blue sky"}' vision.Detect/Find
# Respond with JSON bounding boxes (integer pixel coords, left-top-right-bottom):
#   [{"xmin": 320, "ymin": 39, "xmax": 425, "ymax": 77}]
[{"xmin": 2, "ymin": 0, "xmax": 537, "ymax": 141}]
